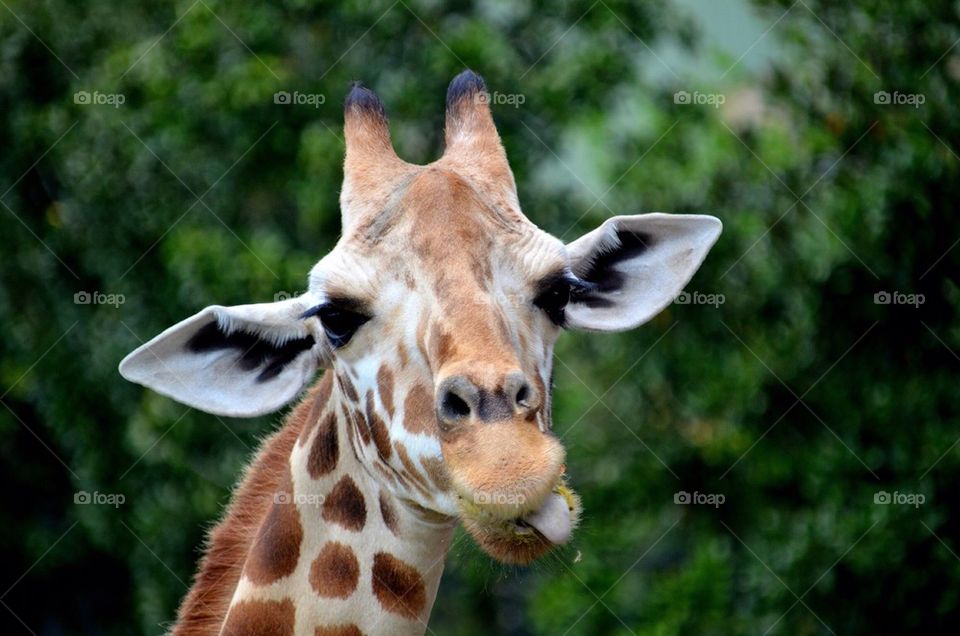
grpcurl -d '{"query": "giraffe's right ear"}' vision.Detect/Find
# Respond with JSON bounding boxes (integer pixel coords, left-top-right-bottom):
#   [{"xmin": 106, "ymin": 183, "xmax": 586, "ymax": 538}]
[{"xmin": 119, "ymin": 295, "xmax": 330, "ymax": 418}]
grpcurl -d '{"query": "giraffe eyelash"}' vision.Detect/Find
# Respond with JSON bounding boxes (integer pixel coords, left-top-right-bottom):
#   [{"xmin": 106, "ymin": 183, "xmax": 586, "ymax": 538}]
[{"xmin": 302, "ymin": 301, "xmax": 371, "ymax": 348}]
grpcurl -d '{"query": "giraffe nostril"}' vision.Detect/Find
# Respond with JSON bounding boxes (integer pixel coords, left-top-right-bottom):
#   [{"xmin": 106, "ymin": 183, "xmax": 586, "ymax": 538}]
[
  {"xmin": 441, "ymin": 392, "xmax": 471, "ymax": 419},
  {"xmin": 437, "ymin": 375, "xmax": 480, "ymax": 425},
  {"xmin": 515, "ymin": 383, "xmax": 530, "ymax": 406}
]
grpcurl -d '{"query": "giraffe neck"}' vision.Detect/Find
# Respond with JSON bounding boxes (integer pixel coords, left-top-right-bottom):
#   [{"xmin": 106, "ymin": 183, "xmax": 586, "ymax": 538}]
[{"xmin": 176, "ymin": 373, "xmax": 456, "ymax": 636}]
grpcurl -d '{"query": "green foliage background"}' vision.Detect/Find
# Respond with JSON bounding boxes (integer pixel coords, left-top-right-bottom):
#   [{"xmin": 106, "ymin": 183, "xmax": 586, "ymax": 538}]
[{"xmin": 2, "ymin": 0, "xmax": 958, "ymax": 633}]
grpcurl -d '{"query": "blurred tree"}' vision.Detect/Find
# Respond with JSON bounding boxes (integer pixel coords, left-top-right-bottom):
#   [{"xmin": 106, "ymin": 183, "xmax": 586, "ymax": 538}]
[{"xmin": 0, "ymin": 0, "xmax": 957, "ymax": 634}]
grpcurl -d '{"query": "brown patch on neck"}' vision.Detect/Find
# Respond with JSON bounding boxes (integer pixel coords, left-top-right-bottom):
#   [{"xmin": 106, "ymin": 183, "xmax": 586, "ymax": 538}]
[
  {"xmin": 242, "ymin": 467, "xmax": 303, "ymax": 585},
  {"xmin": 377, "ymin": 365, "xmax": 395, "ymax": 418},
  {"xmin": 371, "ymin": 552, "xmax": 427, "ymax": 620},
  {"xmin": 321, "ymin": 475, "xmax": 367, "ymax": 531},
  {"xmin": 299, "ymin": 374, "xmax": 334, "ymax": 447},
  {"xmin": 221, "ymin": 598, "xmax": 295, "ymax": 636},
  {"xmin": 365, "ymin": 390, "xmax": 392, "ymax": 461},
  {"xmin": 402, "ymin": 383, "xmax": 437, "ymax": 436},
  {"xmin": 339, "ymin": 374, "xmax": 359, "ymax": 403},
  {"xmin": 309, "ymin": 541, "xmax": 360, "ymax": 599},
  {"xmin": 379, "ymin": 491, "xmax": 399, "ymax": 536},
  {"xmin": 171, "ymin": 380, "xmax": 326, "ymax": 636},
  {"xmin": 308, "ymin": 411, "xmax": 339, "ymax": 478}
]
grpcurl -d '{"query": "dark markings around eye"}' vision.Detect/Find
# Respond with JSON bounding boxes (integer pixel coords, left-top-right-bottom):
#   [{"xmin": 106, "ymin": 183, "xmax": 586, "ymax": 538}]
[
  {"xmin": 186, "ymin": 321, "xmax": 315, "ymax": 383},
  {"xmin": 572, "ymin": 230, "xmax": 654, "ymax": 308},
  {"xmin": 534, "ymin": 271, "xmax": 597, "ymax": 327},
  {"xmin": 301, "ymin": 299, "xmax": 371, "ymax": 348}
]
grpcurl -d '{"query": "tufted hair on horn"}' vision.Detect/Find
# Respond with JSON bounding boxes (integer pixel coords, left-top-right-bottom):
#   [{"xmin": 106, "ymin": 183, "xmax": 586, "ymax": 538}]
[{"xmin": 442, "ymin": 70, "xmax": 517, "ymax": 202}]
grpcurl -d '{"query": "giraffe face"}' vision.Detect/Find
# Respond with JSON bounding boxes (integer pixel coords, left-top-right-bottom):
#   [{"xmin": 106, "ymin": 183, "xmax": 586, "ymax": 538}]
[
  {"xmin": 308, "ymin": 166, "xmax": 575, "ymax": 563},
  {"xmin": 119, "ymin": 71, "xmax": 722, "ymax": 566}
]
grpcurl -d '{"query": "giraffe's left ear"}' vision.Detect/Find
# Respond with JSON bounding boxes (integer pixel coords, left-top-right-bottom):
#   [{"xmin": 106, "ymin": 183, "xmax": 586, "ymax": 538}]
[
  {"xmin": 564, "ymin": 213, "xmax": 722, "ymax": 332},
  {"xmin": 119, "ymin": 295, "xmax": 330, "ymax": 417}
]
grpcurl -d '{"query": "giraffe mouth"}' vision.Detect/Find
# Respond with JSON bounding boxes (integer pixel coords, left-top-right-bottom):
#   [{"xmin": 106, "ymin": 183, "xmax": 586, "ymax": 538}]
[
  {"xmin": 456, "ymin": 480, "xmax": 582, "ymax": 564},
  {"xmin": 516, "ymin": 486, "xmax": 578, "ymax": 544}
]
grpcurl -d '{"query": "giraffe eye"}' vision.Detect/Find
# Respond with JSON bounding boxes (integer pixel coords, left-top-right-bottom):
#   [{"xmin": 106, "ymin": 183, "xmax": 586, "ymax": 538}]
[
  {"xmin": 534, "ymin": 277, "xmax": 572, "ymax": 326},
  {"xmin": 303, "ymin": 302, "xmax": 370, "ymax": 348}
]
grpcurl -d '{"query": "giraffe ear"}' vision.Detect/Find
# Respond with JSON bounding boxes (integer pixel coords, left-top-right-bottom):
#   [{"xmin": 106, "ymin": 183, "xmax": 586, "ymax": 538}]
[
  {"xmin": 564, "ymin": 213, "xmax": 722, "ymax": 332},
  {"xmin": 119, "ymin": 295, "xmax": 330, "ymax": 417}
]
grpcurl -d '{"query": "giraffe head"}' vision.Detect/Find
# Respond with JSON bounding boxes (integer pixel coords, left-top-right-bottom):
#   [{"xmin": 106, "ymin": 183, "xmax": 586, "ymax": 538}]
[{"xmin": 120, "ymin": 71, "xmax": 720, "ymax": 565}]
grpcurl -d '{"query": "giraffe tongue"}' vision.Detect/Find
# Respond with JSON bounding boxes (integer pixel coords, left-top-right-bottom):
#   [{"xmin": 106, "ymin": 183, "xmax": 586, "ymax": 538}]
[{"xmin": 521, "ymin": 492, "xmax": 572, "ymax": 544}]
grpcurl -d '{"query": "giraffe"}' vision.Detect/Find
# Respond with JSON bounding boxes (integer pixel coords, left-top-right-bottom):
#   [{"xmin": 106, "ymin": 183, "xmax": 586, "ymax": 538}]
[{"xmin": 119, "ymin": 70, "xmax": 721, "ymax": 636}]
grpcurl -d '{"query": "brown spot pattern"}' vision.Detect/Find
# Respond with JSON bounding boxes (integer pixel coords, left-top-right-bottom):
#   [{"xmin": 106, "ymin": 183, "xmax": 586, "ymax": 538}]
[
  {"xmin": 339, "ymin": 375, "xmax": 359, "ymax": 403},
  {"xmin": 394, "ymin": 441, "xmax": 430, "ymax": 489},
  {"xmin": 420, "ymin": 455, "xmax": 452, "ymax": 491},
  {"xmin": 309, "ymin": 542, "xmax": 360, "ymax": 599},
  {"xmin": 308, "ymin": 412, "xmax": 339, "ymax": 478},
  {"xmin": 299, "ymin": 374, "xmax": 334, "ymax": 447},
  {"xmin": 322, "ymin": 476, "xmax": 367, "ymax": 531},
  {"xmin": 374, "ymin": 462, "xmax": 397, "ymax": 486},
  {"xmin": 379, "ymin": 491, "xmax": 399, "ymax": 536},
  {"xmin": 366, "ymin": 391, "xmax": 392, "ymax": 461},
  {"xmin": 403, "ymin": 383, "xmax": 436, "ymax": 435},
  {"xmin": 222, "ymin": 599, "xmax": 295, "ymax": 636},
  {"xmin": 174, "ymin": 383, "xmax": 315, "ymax": 636},
  {"xmin": 377, "ymin": 366, "xmax": 395, "ymax": 418},
  {"xmin": 351, "ymin": 406, "xmax": 371, "ymax": 445},
  {"xmin": 315, "ymin": 626, "xmax": 363, "ymax": 636},
  {"xmin": 243, "ymin": 471, "xmax": 302, "ymax": 585},
  {"xmin": 415, "ymin": 316, "xmax": 431, "ymax": 371},
  {"xmin": 433, "ymin": 329, "xmax": 457, "ymax": 367},
  {"xmin": 371, "ymin": 552, "xmax": 427, "ymax": 620}
]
